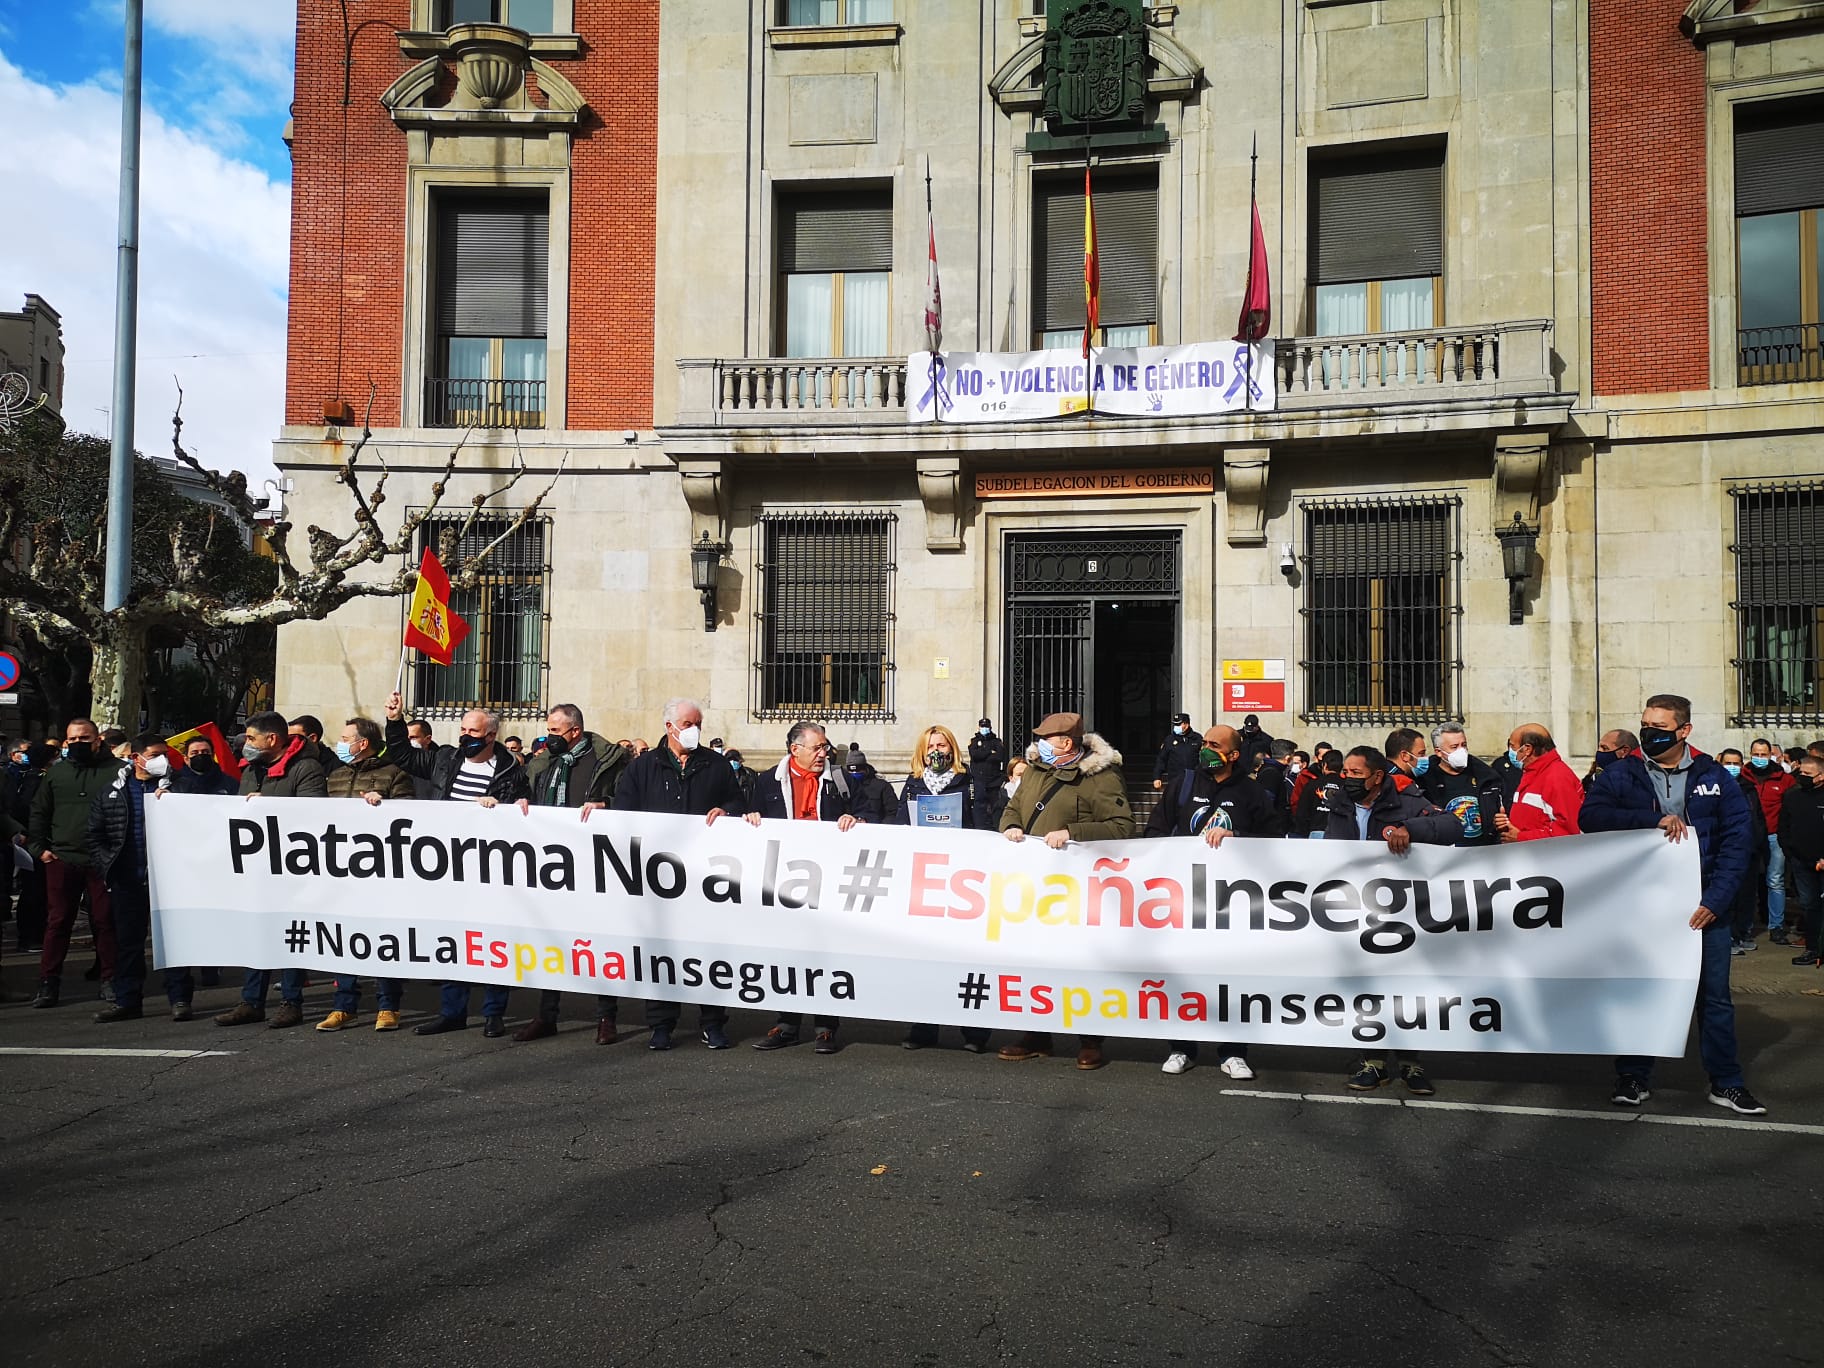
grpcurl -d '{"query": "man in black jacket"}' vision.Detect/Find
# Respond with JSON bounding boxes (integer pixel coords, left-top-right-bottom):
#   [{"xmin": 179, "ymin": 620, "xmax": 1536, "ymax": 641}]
[
  {"xmin": 839, "ymin": 749, "xmax": 895, "ymax": 825},
  {"xmin": 1151, "ymin": 712, "xmax": 1199, "ymax": 793},
  {"xmin": 609, "ymin": 697, "xmax": 746, "ymax": 1050},
  {"xmin": 1415, "ymin": 722, "xmax": 1505, "ymax": 847},
  {"xmin": 6, "ymin": 741, "xmax": 54, "ymax": 953},
  {"xmin": 514, "ymin": 703, "xmax": 631, "ymax": 1045},
  {"xmin": 1325, "ymin": 745, "xmax": 1461, "ymax": 1096},
  {"xmin": 287, "ymin": 714, "xmax": 345, "ymax": 777},
  {"xmin": 967, "ymin": 718, "xmax": 1006, "ymax": 828},
  {"xmin": 749, "ymin": 721, "xmax": 866, "ymax": 1054},
  {"xmin": 29, "ymin": 718, "xmax": 126, "ymax": 1009},
  {"xmin": 1780, "ymin": 754, "xmax": 1824, "ymax": 968},
  {"xmin": 214, "ymin": 712, "xmax": 330, "ymax": 1028},
  {"xmin": 90, "ymin": 734, "xmax": 194, "ymax": 1022},
  {"xmin": 383, "ymin": 693, "xmax": 531, "ymax": 1037},
  {"xmin": 171, "ymin": 736, "xmax": 241, "ymax": 796},
  {"xmin": 1145, "ymin": 723, "xmax": 1285, "ymax": 1079}
]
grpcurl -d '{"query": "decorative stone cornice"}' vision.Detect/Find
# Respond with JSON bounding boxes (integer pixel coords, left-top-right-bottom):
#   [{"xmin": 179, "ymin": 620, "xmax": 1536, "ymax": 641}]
[
  {"xmin": 1681, "ymin": 0, "xmax": 1824, "ymax": 46},
  {"xmin": 381, "ymin": 27, "xmax": 588, "ymax": 133}
]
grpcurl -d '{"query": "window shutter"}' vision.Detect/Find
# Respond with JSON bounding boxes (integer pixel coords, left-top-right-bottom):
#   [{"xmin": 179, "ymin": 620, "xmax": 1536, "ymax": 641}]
[
  {"xmin": 1735, "ymin": 98, "xmax": 1824, "ymax": 217},
  {"xmin": 1734, "ymin": 487, "xmax": 1824, "ymax": 605},
  {"xmin": 778, "ymin": 190, "xmax": 893, "ymax": 274},
  {"xmin": 1305, "ymin": 500, "xmax": 1452, "ymax": 578},
  {"xmin": 1035, "ymin": 172, "xmax": 1158, "ymax": 332},
  {"xmin": 1310, "ymin": 149, "xmax": 1444, "ymax": 284},
  {"xmin": 435, "ymin": 196, "xmax": 549, "ymax": 338},
  {"xmin": 765, "ymin": 516, "xmax": 893, "ymax": 654}
]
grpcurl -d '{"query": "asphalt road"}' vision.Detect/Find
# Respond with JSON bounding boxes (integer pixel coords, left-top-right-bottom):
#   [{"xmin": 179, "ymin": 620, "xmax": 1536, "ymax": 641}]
[{"xmin": 4, "ymin": 951, "xmax": 1822, "ymax": 1368}]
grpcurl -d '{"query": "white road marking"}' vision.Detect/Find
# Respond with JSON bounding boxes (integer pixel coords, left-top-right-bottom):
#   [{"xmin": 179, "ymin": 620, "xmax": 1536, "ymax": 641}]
[
  {"xmin": 1220, "ymin": 1088, "xmax": 1824, "ymax": 1136},
  {"xmin": 0, "ymin": 1057, "xmax": 238, "ymax": 1065}
]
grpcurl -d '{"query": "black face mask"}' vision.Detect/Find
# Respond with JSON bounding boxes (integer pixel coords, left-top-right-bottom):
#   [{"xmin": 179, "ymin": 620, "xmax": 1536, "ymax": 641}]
[
  {"xmin": 544, "ymin": 734, "xmax": 571, "ymax": 757},
  {"xmin": 64, "ymin": 741, "xmax": 93, "ymax": 765},
  {"xmin": 187, "ymin": 754, "xmax": 217, "ymax": 775},
  {"xmin": 1639, "ymin": 726, "xmax": 1682, "ymax": 759},
  {"xmin": 1340, "ymin": 775, "xmax": 1372, "ymax": 802},
  {"xmin": 458, "ymin": 735, "xmax": 488, "ymax": 759}
]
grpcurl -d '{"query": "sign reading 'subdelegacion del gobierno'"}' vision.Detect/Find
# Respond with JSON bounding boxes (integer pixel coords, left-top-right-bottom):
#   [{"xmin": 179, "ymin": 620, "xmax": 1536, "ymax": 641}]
[
  {"xmin": 147, "ymin": 797, "xmax": 1704, "ymax": 1056},
  {"xmin": 975, "ymin": 468, "xmax": 1215, "ymax": 500}
]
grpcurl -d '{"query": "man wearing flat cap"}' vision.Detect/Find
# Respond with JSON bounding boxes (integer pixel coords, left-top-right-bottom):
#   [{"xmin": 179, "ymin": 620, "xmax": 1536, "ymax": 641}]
[{"xmin": 998, "ymin": 711, "xmax": 1135, "ymax": 1070}]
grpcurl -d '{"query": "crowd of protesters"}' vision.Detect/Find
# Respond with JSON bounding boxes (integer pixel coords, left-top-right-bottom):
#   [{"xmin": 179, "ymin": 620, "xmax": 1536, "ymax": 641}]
[{"xmin": 6, "ymin": 686, "xmax": 1815, "ymax": 1121}]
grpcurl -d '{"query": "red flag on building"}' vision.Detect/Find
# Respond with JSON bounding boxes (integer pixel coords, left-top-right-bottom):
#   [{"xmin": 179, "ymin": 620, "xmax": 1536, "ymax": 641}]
[
  {"xmin": 1082, "ymin": 163, "xmax": 1100, "ymax": 360},
  {"xmin": 923, "ymin": 209, "xmax": 943, "ymax": 353},
  {"xmin": 403, "ymin": 546, "xmax": 470, "ymax": 666},
  {"xmin": 1234, "ymin": 191, "xmax": 1272, "ymax": 343}
]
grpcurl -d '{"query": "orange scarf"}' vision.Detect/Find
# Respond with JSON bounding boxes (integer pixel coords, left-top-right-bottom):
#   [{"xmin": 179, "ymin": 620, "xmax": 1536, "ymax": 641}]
[{"xmin": 787, "ymin": 758, "xmax": 820, "ymax": 820}]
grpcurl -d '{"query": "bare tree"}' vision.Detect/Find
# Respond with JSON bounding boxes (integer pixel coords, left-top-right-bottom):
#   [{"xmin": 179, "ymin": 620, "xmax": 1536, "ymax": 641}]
[{"xmin": 0, "ymin": 385, "xmax": 565, "ymax": 728}]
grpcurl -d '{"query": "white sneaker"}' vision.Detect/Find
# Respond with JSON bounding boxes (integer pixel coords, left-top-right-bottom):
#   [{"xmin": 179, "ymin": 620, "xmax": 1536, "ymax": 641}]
[
  {"xmin": 1219, "ymin": 1055, "xmax": 1256, "ymax": 1080},
  {"xmin": 1161, "ymin": 1051, "xmax": 1193, "ymax": 1075}
]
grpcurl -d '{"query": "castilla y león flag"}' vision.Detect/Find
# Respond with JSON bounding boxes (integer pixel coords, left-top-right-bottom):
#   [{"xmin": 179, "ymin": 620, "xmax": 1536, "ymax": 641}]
[{"xmin": 404, "ymin": 547, "xmax": 470, "ymax": 666}]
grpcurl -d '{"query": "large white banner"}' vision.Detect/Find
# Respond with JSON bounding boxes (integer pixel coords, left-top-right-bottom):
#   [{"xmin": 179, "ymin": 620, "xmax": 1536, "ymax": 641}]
[
  {"xmin": 906, "ymin": 339, "xmax": 1276, "ymax": 423},
  {"xmin": 147, "ymin": 797, "xmax": 1702, "ymax": 1055}
]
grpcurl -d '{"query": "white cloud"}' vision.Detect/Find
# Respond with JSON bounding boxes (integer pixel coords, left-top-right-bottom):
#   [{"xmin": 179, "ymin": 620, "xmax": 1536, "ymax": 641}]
[{"xmin": 0, "ymin": 49, "xmax": 288, "ymax": 484}]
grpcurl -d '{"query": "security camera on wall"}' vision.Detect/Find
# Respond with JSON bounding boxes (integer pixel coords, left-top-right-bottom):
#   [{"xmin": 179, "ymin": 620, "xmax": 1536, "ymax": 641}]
[{"xmin": 1279, "ymin": 543, "xmax": 1296, "ymax": 578}]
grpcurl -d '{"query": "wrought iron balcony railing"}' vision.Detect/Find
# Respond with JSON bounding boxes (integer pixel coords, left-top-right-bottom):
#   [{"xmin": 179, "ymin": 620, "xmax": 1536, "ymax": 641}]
[
  {"xmin": 1739, "ymin": 324, "xmax": 1823, "ymax": 386},
  {"xmin": 423, "ymin": 376, "xmax": 547, "ymax": 429}
]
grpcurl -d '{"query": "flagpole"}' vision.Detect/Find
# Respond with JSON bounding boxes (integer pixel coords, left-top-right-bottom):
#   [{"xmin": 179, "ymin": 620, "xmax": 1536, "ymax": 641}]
[
  {"xmin": 1084, "ymin": 138, "xmax": 1095, "ymax": 419},
  {"xmin": 1244, "ymin": 132, "xmax": 1257, "ymax": 414},
  {"xmin": 395, "ymin": 641, "xmax": 409, "ymax": 698},
  {"xmin": 926, "ymin": 154, "xmax": 937, "ymax": 421}
]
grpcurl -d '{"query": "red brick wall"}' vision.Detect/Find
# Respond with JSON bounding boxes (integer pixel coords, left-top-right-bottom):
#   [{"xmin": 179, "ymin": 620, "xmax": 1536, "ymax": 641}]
[
  {"xmin": 286, "ymin": 1, "xmax": 411, "ymax": 428},
  {"xmin": 564, "ymin": 1, "xmax": 659, "ymax": 428},
  {"xmin": 284, "ymin": 1, "xmax": 658, "ymax": 431},
  {"xmin": 1589, "ymin": 0, "xmax": 1710, "ymax": 395}
]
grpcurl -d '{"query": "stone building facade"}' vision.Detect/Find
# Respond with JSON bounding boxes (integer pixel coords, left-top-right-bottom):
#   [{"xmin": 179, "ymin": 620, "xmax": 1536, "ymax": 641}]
[
  {"xmin": 272, "ymin": 0, "xmax": 1824, "ymax": 772},
  {"xmin": 0, "ymin": 293, "xmax": 65, "ymax": 412}
]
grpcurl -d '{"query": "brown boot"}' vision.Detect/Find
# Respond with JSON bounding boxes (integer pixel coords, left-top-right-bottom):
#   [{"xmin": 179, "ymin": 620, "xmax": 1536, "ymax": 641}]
[
  {"xmin": 997, "ymin": 1033, "xmax": 1052, "ymax": 1062},
  {"xmin": 268, "ymin": 1001, "xmax": 304, "ymax": 1029},
  {"xmin": 594, "ymin": 1016, "xmax": 618, "ymax": 1045},
  {"xmin": 1075, "ymin": 1045, "xmax": 1106, "ymax": 1071},
  {"xmin": 514, "ymin": 1018, "xmax": 558, "ymax": 1043},
  {"xmin": 214, "ymin": 1001, "xmax": 265, "ymax": 1027}
]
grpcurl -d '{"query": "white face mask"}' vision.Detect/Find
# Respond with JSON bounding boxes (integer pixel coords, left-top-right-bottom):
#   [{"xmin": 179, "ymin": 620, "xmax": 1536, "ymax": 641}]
[
  {"xmin": 675, "ymin": 724, "xmax": 701, "ymax": 752},
  {"xmin": 1445, "ymin": 746, "xmax": 1470, "ymax": 771},
  {"xmin": 142, "ymin": 754, "xmax": 170, "ymax": 778},
  {"xmin": 1004, "ymin": 776, "xmax": 1021, "ymax": 796}
]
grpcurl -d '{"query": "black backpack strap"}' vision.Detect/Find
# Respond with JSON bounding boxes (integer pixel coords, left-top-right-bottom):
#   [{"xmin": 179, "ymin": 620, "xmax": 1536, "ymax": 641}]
[{"xmin": 1029, "ymin": 777, "xmax": 1068, "ymax": 820}]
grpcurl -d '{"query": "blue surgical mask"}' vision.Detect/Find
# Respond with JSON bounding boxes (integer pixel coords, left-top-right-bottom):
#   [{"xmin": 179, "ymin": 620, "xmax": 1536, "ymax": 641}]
[
  {"xmin": 335, "ymin": 741, "xmax": 356, "ymax": 765},
  {"xmin": 1036, "ymin": 739, "xmax": 1058, "ymax": 765},
  {"xmin": 979, "ymin": 727, "xmax": 991, "ymax": 736},
  {"xmin": 1724, "ymin": 763, "xmax": 1742, "ymax": 778},
  {"xmin": 1507, "ymin": 747, "xmax": 1522, "ymax": 768},
  {"xmin": 1413, "ymin": 755, "xmax": 1431, "ymax": 775},
  {"xmin": 1749, "ymin": 756, "xmax": 1771, "ymax": 770}
]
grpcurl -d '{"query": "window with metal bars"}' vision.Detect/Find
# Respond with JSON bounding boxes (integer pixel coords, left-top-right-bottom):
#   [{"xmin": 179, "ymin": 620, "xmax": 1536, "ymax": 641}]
[
  {"xmin": 1299, "ymin": 495, "xmax": 1461, "ymax": 724},
  {"xmin": 409, "ymin": 513, "xmax": 550, "ymax": 716},
  {"xmin": 428, "ymin": 192, "xmax": 549, "ymax": 429},
  {"xmin": 1730, "ymin": 481, "xmax": 1824, "ymax": 723},
  {"xmin": 752, "ymin": 512, "xmax": 896, "ymax": 721}
]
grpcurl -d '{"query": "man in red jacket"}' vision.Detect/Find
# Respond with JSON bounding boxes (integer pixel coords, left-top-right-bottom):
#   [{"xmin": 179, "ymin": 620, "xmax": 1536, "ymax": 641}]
[
  {"xmin": 1745, "ymin": 737, "xmax": 1795, "ymax": 943},
  {"xmin": 1494, "ymin": 723, "xmax": 1583, "ymax": 841}
]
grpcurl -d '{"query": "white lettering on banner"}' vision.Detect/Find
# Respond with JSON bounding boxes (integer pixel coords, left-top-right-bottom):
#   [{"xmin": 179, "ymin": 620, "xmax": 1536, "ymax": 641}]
[
  {"xmin": 906, "ymin": 341, "xmax": 1276, "ymax": 424},
  {"xmin": 146, "ymin": 798, "xmax": 1701, "ymax": 1055}
]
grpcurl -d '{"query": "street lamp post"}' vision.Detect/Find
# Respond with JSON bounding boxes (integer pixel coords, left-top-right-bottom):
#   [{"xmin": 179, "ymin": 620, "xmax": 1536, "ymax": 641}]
[{"xmin": 103, "ymin": 0, "xmax": 145, "ymax": 612}]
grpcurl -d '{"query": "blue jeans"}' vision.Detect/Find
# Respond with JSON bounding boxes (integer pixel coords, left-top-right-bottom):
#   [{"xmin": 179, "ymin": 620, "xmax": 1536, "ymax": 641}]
[
  {"xmin": 333, "ymin": 975, "xmax": 403, "ymax": 1013},
  {"xmin": 1617, "ymin": 921, "xmax": 1742, "ymax": 1089},
  {"xmin": 242, "ymin": 967, "xmax": 305, "ymax": 1007},
  {"xmin": 439, "ymin": 981, "xmax": 509, "ymax": 1022},
  {"xmin": 1765, "ymin": 834, "xmax": 1787, "ymax": 930}
]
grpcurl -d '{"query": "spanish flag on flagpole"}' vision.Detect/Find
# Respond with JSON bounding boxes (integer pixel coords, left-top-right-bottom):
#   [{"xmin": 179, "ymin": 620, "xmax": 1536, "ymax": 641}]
[
  {"xmin": 404, "ymin": 546, "xmax": 470, "ymax": 667},
  {"xmin": 1082, "ymin": 160, "xmax": 1100, "ymax": 362}
]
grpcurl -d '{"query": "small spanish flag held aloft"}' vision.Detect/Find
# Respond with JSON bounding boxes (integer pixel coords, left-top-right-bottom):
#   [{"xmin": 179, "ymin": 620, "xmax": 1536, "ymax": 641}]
[
  {"xmin": 165, "ymin": 721, "xmax": 242, "ymax": 780},
  {"xmin": 404, "ymin": 546, "xmax": 470, "ymax": 666},
  {"xmin": 1082, "ymin": 161, "xmax": 1100, "ymax": 360}
]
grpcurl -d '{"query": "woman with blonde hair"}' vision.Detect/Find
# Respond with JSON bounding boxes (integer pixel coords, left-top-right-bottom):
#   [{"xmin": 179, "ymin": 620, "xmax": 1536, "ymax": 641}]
[{"xmin": 893, "ymin": 723, "xmax": 991, "ymax": 1053}]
